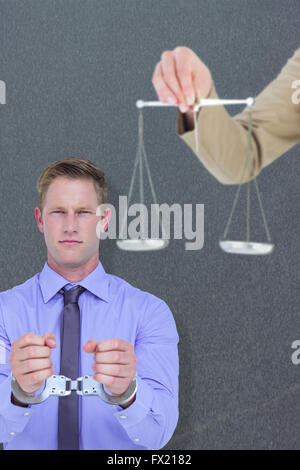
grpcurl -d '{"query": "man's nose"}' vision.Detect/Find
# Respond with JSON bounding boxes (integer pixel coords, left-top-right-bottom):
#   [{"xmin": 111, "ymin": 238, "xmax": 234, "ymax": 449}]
[{"xmin": 63, "ymin": 213, "xmax": 79, "ymax": 230}]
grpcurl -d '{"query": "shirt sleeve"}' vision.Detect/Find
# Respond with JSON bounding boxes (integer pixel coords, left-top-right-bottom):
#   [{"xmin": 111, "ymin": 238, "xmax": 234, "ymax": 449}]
[
  {"xmin": 0, "ymin": 298, "xmax": 35, "ymax": 447},
  {"xmin": 112, "ymin": 299, "xmax": 179, "ymax": 450},
  {"xmin": 176, "ymin": 48, "xmax": 300, "ymax": 185}
]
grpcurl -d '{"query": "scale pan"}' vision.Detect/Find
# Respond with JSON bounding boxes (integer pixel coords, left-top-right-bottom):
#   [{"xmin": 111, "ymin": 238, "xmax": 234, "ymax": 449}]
[
  {"xmin": 219, "ymin": 240, "xmax": 274, "ymax": 255},
  {"xmin": 116, "ymin": 239, "xmax": 169, "ymax": 251}
]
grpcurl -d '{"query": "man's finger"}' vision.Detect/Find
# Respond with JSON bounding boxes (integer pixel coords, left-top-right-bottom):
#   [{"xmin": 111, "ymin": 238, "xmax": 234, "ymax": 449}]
[
  {"xmin": 16, "ymin": 333, "xmax": 49, "ymax": 350},
  {"xmin": 43, "ymin": 332, "xmax": 56, "ymax": 344},
  {"xmin": 13, "ymin": 345, "xmax": 51, "ymax": 361},
  {"xmin": 152, "ymin": 61, "xmax": 178, "ymax": 105},
  {"xmin": 174, "ymin": 48, "xmax": 195, "ymax": 106},
  {"xmin": 11, "ymin": 332, "xmax": 56, "ymax": 355},
  {"xmin": 96, "ymin": 338, "xmax": 129, "ymax": 352},
  {"xmin": 160, "ymin": 51, "xmax": 186, "ymax": 104},
  {"xmin": 83, "ymin": 338, "xmax": 130, "ymax": 353},
  {"xmin": 18, "ymin": 358, "xmax": 53, "ymax": 375},
  {"xmin": 83, "ymin": 339, "xmax": 98, "ymax": 352},
  {"xmin": 94, "ymin": 350, "xmax": 129, "ymax": 364},
  {"xmin": 92, "ymin": 363, "xmax": 127, "ymax": 377}
]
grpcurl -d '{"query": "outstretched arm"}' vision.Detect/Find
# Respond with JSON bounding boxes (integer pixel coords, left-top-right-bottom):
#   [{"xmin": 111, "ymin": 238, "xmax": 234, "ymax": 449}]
[{"xmin": 176, "ymin": 48, "xmax": 300, "ymax": 185}]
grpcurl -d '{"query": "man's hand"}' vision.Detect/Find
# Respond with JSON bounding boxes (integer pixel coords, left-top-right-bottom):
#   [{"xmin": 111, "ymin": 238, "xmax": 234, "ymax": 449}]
[
  {"xmin": 9, "ymin": 332, "xmax": 56, "ymax": 395},
  {"xmin": 83, "ymin": 338, "xmax": 137, "ymax": 396},
  {"xmin": 152, "ymin": 46, "xmax": 213, "ymax": 113}
]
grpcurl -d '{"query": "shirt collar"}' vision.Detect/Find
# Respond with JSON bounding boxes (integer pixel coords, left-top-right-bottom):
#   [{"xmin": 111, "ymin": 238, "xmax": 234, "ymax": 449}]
[{"xmin": 39, "ymin": 259, "xmax": 110, "ymax": 304}]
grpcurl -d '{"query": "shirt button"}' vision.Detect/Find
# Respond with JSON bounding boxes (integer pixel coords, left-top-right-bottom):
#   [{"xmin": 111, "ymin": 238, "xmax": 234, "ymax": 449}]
[
  {"xmin": 134, "ymin": 438, "xmax": 140, "ymax": 442},
  {"xmin": 10, "ymin": 432, "xmax": 15, "ymax": 436},
  {"xmin": 24, "ymin": 412, "xmax": 30, "ymax": 416},
  {"xmin": 120, "ymin": 415, "xmax": 127, "ymax": 419}
]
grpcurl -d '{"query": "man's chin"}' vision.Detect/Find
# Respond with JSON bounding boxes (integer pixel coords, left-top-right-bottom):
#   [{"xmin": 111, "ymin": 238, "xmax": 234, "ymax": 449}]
[
  {"xmin": 51, "ymin": 249, "xmax": 86, "ymax": 267},
  {"xmin": 47, "ymin": 244, "xmax": 98, "ymax": 269},
  {"xmin": 58, "ymin": 260, "xmax": 88, "ymax": 271}
]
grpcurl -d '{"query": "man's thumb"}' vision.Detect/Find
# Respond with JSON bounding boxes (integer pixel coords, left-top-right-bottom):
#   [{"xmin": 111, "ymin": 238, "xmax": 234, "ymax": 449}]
[
  {"xmin": 44, "ymin": 332, "xmax": 56, "ymax": 347},
  {"xmin": 83, "ymin": 340, "xmax": 97, "ymax": 351}
]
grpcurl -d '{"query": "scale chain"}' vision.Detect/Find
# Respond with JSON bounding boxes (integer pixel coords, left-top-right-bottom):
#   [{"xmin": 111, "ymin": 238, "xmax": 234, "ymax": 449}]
[
  {"xmin": 219, "ymin": 106, "xmax": 272, "ymax": 243},
  {"xmin": 120, "ymin": 110, "xmax": 169, "ymax": 240}
]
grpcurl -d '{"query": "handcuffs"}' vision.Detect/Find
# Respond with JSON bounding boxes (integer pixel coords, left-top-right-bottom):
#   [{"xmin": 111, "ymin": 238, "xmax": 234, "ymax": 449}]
[{"xmin": 11, "ymin": 374, "xmax": 137, "ymax": 406}]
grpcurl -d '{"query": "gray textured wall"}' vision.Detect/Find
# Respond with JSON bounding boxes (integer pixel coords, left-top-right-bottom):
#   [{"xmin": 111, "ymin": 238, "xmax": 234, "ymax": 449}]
[{"xmin": 0, "ymin": 0, "xmax": 300, "ymax": 450}]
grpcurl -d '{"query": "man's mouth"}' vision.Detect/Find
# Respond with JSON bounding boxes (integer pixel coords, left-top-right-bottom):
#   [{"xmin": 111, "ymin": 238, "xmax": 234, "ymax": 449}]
[{"xmin": 59, "ymin": 240, "xmax": 82, "ymax": 245}]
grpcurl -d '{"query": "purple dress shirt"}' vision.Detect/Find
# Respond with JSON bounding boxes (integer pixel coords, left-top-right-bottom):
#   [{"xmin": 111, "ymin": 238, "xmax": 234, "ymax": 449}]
[{"xmin": 0, "ymin": 260, "xmax": 179, "ymax": 450}]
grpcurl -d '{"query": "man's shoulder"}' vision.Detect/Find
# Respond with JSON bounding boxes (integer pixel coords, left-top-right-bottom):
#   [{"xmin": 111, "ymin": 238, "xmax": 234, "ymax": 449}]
[
  {"xmin": 0, "ymin": 271, "xmax": 39, "ymax": 304},
  {"xmin": 107, "ymin": 272, "xmax": 170, "ymax": 311}
]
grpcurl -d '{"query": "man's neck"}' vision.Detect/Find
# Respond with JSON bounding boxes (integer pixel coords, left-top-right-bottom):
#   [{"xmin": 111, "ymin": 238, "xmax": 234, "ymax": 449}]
[{"xmin": 47, "ymin": 254, "xmax": 99, "ymax": 283}]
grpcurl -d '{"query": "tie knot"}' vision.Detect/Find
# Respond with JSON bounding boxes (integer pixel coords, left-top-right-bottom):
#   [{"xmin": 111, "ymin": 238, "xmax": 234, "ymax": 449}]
[{"xmin": 59, "ymin": 285, "xmax": 86, "ymax": 305}]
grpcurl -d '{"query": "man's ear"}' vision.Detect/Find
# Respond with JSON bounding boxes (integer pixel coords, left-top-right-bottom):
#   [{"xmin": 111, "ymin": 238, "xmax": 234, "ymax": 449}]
[
  {"xmin": 101, "ymin": 208, "xmax": 111, "ymax": 232},
  {"xmin": 34, "ymin": 207, "xmax": 44, "ymax": 233}
]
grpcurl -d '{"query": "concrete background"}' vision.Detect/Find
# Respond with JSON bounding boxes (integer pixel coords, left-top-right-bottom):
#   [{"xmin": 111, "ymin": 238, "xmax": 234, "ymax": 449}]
[{"xmin": 0, "ymin": 0, "xmax": 300, "ymax": 450}]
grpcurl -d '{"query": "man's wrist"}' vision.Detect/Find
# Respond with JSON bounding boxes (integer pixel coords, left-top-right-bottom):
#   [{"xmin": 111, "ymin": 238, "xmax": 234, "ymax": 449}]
[
  {"xmin": 11, "ymin": 376, "xmax": 35, "ymax": 407},
  {"xmin": 11, "ymin": 392, "xmax": 29, "ymax": 408},
  {"xmin": 183, "ymin": 109, "xmax": 200, "ymax": 131},
  {"xmin": 119, "ymin": 392, "xmax": 136, "ymax": 409}
]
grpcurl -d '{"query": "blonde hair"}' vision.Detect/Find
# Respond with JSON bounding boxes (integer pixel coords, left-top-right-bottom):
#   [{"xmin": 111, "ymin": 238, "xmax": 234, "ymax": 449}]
[{"xmin": 36, "ymin": 157, "xmax": 108, "ymax": 213}]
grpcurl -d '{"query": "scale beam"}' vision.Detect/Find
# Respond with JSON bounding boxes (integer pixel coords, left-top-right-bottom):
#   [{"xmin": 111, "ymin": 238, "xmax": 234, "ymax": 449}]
[{"xmin": 136, "ymin": 97, "xmax": 255, "ymax": 110}]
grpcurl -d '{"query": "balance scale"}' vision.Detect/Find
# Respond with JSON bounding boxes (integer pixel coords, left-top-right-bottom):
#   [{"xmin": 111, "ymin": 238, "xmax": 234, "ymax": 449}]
[{"xmin": 116, "ymin": 95, "xmax": 274, "ymax": 255}]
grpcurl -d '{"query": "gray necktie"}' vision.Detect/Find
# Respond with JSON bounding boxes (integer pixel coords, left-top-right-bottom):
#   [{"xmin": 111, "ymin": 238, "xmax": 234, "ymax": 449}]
[{"xmin": 57, "ymin": 285, "xmax": 86, "ymax": 450}]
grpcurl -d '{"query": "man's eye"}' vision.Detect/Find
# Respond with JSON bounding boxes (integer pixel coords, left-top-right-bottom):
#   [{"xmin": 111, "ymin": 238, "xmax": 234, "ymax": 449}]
[{"xmin": 52, "ymin": 211, "xmax": 90, "ymax": 214}]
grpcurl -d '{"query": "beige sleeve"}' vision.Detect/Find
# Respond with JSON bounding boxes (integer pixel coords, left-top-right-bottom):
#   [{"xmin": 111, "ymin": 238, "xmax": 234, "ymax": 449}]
[{"xmin": 176, "ymin": 48, "xmax": 300, "ymax": 185}]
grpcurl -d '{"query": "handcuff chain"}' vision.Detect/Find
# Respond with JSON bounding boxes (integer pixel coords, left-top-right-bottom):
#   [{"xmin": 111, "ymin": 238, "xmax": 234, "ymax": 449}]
[{"xmin": 11, "ymin": 374, "xmax": 138, "ymax": 406}]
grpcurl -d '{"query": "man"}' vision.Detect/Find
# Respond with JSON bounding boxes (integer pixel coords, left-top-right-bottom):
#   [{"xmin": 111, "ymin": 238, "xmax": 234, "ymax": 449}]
[
  {"xmin": 0, "ymin": 157, "xmax": 179, "ymax": 450},
  {"xmin": 152, "ymin": 46, "xmax": 300, "ymax": 184}
]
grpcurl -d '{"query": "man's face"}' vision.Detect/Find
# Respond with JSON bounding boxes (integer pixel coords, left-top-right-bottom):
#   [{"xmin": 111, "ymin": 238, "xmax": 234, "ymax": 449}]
[{"xmin": 35, "ymin": 176, "xmax": 110, "ymax": 268}]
